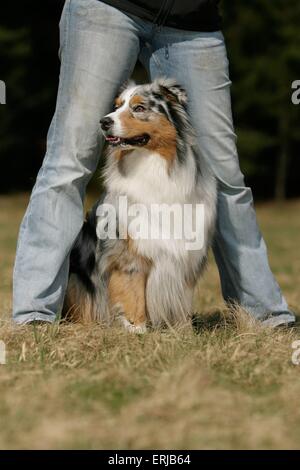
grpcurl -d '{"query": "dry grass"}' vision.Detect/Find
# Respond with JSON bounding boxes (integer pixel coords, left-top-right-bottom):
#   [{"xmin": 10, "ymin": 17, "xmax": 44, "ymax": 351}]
[{"xmin": 0, "ymin": 194, "xmax": 300, "ymax": 449}]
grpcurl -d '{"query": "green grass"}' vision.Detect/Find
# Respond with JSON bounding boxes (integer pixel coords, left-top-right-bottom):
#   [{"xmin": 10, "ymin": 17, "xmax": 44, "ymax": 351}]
[{"xmin": 0, "ymin": 194, "xmax": 300, "ymax": 449}]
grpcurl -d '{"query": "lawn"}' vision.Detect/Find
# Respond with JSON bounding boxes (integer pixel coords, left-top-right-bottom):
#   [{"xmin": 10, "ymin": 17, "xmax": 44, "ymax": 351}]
[{"xmin": 0, "ymin": 193, "xmax": 300, "ymax": 449}]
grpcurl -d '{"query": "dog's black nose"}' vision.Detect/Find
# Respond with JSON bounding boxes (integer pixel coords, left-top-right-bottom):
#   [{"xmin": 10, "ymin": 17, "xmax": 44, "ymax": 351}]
[{"xmin": 100, "ymin": 116, "xmax": 113, "ymax": 131}]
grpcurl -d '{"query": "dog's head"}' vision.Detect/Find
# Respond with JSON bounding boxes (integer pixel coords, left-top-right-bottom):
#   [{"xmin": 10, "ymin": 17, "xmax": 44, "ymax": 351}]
[{"xmin": 100, "ymin": 79, "xmax": 191, "ymax": 160}]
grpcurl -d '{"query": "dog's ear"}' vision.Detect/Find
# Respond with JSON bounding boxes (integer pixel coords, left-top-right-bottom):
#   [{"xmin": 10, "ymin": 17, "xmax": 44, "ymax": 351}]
[
  {"xmin": 155, "ymin": 78, "xmax": 188, "ymax": 106},
  {"xmin": 117, "ymin": 79, "xmax": 136, "ymax": 97}
]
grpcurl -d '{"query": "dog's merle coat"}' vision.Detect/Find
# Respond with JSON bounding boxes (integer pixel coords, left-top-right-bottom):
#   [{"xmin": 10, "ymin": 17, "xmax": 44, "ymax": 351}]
[{"xmin": 63, "ymin": 79, "xmax": 217, "ymax": 330}]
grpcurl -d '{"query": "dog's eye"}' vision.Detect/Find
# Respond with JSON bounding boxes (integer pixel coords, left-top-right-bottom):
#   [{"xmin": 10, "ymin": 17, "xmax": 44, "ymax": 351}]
[{"xmin": 133, "ymin": 105, "xmax": 146, "ymax": 113}]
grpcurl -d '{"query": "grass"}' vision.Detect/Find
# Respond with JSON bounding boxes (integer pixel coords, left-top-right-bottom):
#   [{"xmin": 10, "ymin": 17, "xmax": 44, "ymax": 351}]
[{"xmin": 0, "ymin": 193, "xmax": 300, "ymax": 449}]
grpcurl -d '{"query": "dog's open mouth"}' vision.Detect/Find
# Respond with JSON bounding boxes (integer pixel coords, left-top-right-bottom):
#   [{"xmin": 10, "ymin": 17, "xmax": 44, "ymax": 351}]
[{"xmin": 105, "ymin": 134, "xmax": 150, "ymax": 147}]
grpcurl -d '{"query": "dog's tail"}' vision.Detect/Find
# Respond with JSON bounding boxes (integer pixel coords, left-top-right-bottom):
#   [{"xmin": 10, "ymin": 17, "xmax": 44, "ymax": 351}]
[{"xmin": 63, "ymin": 198, "xmax": 109, "ymax": 323}]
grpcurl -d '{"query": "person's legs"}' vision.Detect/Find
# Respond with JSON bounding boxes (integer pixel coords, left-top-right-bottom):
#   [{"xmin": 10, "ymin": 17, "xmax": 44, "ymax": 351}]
[
  {"xmin": 13, "ymin": 0, "xmax": 141, "ymax": 324},
  {"xmin": 141, "ymin": 26, "xmax": 295, "ymax": 324}
]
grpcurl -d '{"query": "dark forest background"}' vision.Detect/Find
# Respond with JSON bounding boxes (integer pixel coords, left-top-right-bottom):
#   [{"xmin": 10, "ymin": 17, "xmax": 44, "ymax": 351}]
[{"xmin": 0, "ymin": 0, "xmax": 299, "ymax": 199}]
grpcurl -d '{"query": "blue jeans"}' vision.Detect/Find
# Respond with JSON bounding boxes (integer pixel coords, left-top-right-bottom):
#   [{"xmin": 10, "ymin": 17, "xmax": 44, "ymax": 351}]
[{"xmin": 13, "ymin": 0, "xmax": 295, "ymax": 325}]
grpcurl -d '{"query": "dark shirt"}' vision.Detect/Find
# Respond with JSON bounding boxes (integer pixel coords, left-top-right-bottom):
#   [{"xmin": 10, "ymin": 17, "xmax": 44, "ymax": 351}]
[{"xmin": 99, "ymin": 0, "xmax": 222, "ymax": 32}]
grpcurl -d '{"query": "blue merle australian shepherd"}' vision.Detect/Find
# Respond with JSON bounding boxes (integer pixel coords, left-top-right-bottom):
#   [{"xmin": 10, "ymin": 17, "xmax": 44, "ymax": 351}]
[{"xmin": 63, "ymin": 79, "xmax": 217, "ymax": 332}]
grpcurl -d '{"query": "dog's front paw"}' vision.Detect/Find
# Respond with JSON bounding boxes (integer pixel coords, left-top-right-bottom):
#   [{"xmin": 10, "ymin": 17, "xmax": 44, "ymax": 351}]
[{"xmin": 120, "ymin": 317, "xmax": 147, "ymax": 334}]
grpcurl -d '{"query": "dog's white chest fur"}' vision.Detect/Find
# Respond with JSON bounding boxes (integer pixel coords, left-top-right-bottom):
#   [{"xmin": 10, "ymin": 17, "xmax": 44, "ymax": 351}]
[
  {"xmin": 108, "ymin": 149, "xmax": 196, "ymax": 202},
  {"xmin": 102, "ymin": 148, "xmax": 216, "ymax": 264}
]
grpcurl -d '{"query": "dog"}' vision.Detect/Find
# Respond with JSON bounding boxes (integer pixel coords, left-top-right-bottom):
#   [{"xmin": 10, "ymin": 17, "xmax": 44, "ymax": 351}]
[{"xmin": 63, "ymin": 78, "xmax": 217, "ymax": 332}]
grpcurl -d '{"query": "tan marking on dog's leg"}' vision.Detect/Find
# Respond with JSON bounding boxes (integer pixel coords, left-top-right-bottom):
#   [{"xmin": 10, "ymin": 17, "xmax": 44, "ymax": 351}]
[
  {"xmin": 63, "ymin": 275, "xmax": 96, "ymax": 323},
  {"xmin": 108, "ymin": 270, "xmax": 147, "ymax": 332}
]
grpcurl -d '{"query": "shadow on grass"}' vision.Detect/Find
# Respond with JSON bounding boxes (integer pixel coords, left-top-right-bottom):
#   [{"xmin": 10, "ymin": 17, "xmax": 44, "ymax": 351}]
[
  {"xmin": 192, "ymin": 309, "xmax": 300, "ymax": 334},
  {"xmin": 191, "ymin": 310, "xmax": 232, "ymax": 334}
]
